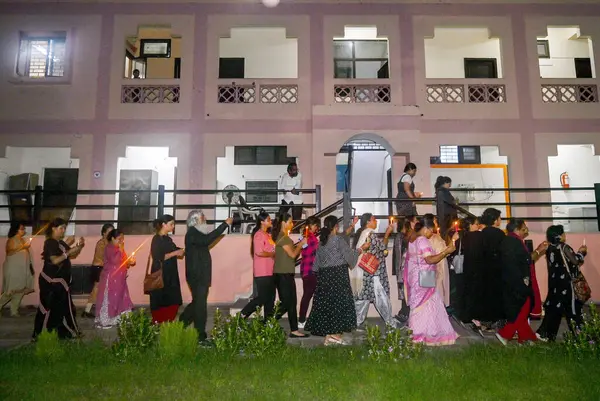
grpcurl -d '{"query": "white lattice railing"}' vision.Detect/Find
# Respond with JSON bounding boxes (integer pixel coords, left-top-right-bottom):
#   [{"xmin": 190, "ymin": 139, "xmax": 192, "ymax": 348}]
[
  {"xmin": 333, "ymin": 84, "xmax": 392, "ymax": 103},
  {"xmin": 541, "ymin": 83, "xmax": 598, "ymax": 103},
  {"xmin": 121, "ymin": 85, "xmax": 180, "ymax": 103},
  {"xmin": 425, "ymin": 81, "xmax": 507, "ymax": 104},
  {"xmin": 217, "ymin": 80, "xmax": 299, "ymax": 104}
]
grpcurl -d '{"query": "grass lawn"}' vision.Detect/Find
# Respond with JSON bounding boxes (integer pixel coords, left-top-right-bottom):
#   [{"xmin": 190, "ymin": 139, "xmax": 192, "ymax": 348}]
[{"xmin": 0, "ymin": 342, "xmax": 598, "ymax": 401}]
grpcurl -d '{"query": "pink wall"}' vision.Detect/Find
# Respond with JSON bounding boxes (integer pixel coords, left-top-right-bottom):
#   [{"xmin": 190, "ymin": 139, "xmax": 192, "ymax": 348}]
[{"xmin": 3, "ymin": 232, "xmax": 598, "ymax": 311}]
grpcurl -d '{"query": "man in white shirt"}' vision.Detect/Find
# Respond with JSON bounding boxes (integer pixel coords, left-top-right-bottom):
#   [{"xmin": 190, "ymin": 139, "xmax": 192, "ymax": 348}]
[{"xmin": 279, "ymin": 162, "xmax": 303, "ymax": 221}]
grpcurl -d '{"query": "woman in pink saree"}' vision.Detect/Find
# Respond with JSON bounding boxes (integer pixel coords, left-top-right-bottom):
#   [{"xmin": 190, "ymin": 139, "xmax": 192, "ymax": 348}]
[
  {"xmin": 404, "ymin": 215, "xmax": 458, "ymax": 346},
  {"xmin": 95, "ymin": 229, "xmax": 135, "ymax": 328}
]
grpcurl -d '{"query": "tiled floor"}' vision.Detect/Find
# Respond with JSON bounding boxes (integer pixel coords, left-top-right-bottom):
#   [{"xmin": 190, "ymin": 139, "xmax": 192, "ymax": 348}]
[{"xmin": 0, "ymin": 302, "xmax": 570, "ymax": 350}]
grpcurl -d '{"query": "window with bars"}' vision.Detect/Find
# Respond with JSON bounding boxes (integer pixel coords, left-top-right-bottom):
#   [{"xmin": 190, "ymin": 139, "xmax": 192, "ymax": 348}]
[
  {"xmin": 333, "ymin": 40, "xmax": 389, "ymax": 79},
  {"xmin": 438, "ymin": 145, "xmax": 481, "ymax": 164},
  {"xmin": 16, "ymin": 33, "xmax": 67, "ymax": 78}
]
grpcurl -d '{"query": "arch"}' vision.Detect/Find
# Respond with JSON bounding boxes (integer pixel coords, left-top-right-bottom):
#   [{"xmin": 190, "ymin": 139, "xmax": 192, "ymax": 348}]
[{"xmin": 339, "ymin": 132, "xmax": 395, "ymax": 155}]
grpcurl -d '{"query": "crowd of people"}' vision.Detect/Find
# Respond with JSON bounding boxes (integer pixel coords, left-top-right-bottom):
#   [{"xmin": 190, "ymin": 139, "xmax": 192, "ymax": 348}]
[{"xmin": 0, "ymin": 162, "xmax": 592, "ymax": 348}]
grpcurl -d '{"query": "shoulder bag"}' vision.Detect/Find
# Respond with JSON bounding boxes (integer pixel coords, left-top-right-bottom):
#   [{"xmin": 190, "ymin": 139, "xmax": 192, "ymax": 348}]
[
  {"xmin": 358, "ymin": 252, "xmax": 380, "ymax": 275},
  {"xmin": 143, "ymin": 253, "xmax": 164, "ymax": 294},
  {"xmin": 451, "ymin": 239, "xmax": 464, "ymax": 274},
  {"xmin": 417, "ymin": 242, "xmax": 436, "ymax": 288},
  {"xmin": 559, "ymin": 247, "xmax": 591, "ymax": 303}
]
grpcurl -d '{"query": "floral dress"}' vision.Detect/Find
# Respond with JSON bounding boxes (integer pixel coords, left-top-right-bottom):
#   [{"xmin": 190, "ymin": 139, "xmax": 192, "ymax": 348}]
[{"xmin": 355, "ymin": 232, "xmax": 390, "ymax": 302}]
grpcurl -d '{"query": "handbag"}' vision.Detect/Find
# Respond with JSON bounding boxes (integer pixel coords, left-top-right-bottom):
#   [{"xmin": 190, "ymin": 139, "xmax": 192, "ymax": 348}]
[
  {"xmin": 559, "ymin": 247, "xmax": 591, "ymax": 303},
  {"xmin": 573, "ymin": 273, "xmax": 591, "ymax": 303},
  {"xmin": 419, "ymin": 270, "xmax": 437, "ymax": 288},
  {"xmin": 358, "ymin": 253, "xmax": 380, "ymax": 275},
  {"xmin": 451, "ymin": 239, "xmax": 464, "ymax": 274},
  {"xmin": 143, "ymin": 253, "xmax": 164, "ymax": 294}
]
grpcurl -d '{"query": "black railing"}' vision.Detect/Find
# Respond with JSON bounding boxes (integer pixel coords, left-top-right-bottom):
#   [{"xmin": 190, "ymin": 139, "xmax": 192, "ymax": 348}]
[
  {"xmin": 345, "ymin": 184, "xmax": 600, "ymax": 231},
  {"xmin": 0, "ymin": 185, "xmax": 322, "ymax": 227}
]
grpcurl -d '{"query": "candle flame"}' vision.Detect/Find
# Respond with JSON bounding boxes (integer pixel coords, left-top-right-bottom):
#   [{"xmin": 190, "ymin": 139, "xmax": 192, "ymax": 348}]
[{"xmin": 113, "ymin": 237, "xmax": 151, "ymax": 274}]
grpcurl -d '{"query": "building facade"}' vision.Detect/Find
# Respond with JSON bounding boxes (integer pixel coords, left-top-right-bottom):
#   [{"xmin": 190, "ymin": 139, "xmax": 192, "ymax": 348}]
[{"xmin": 1, "ymin": 0, "xmax": 600, "ymax": 306}]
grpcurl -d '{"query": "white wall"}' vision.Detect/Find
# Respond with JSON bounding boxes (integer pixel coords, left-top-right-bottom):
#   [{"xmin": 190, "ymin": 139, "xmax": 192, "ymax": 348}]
[
  {"xmin": 538, "ymin": 27, "xmax": 595, "ymax": 79},
  {"xmin": 430, "ymin": 166, "xmax": 508, "ymax": 219},
  {"xmin": 215, "ymin": 146, "xmax": 298, "ymax": 222},
  {"xmin": 548, "ymin": 144, "xmax": 599, "ymax": 232},
  {"xmin": 219, "ymin": 27, "xmax": 298, "ymax": 79},
  {"xmin": 480, "ymin": 145, "xmax": 508, "ymax": 164},
  {"xmin": 424, "ymin": 27, "xmax": 503, "ymax": 79},
  {"xmin": 350, "ymin": 150, "xmax": 392, "ymax": 233},
  {"xmin": 0, "ymin": 147, "xmax": 79, "ymax": 235},
  {"xmin": 115, "ymin": 146, "xmax": 177, "ymax": 221}
]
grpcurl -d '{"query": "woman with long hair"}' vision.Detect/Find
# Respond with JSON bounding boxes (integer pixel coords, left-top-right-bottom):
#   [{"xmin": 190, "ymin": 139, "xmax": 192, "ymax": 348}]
[
  {"xmin": 272, "ymin": 214, "xmax": 308, "ymax": 338},
  {"xmin": 148, "ymin": 214, "xmax": 185, "ymax": 324},
  {"xmin": 537, "ymin": 225, "xmax": 588, "ymax": 342},
  {"xmin": 495, "ymin": 219, "xmax": 539, "ymax": 345},
  {"xmin": 83, "ymin": 223, "xmax": 114, "ymax": 318},
  {"xmin": 298, "ymin": 215, "xmax": 321, "ymax": 329},
  {"xmin": 32, "ymin": 218, "xmax": 85, "ymax": 339},
  {"xmin": 352, "ymin": 213, "xmax": 395, "ymax": 328},
  {"xmin": 305, "ymin": 215, "xmax": 363, "ymax": 345},
  {"xmin": 404, "ymin": 215, "xmax": 458, "ymax": 346},
  {"xmin": 0, "ymin": 222, "xmax": 34, "ymax": 317},
  {"xmin": 428, "ymin": 214, "xmax": 450, "ymax": 308},
  {"xmin": 95, "ymin": 229, "xmax": 135, "ymax": 328},
  {"xmin": 434, "ymin": 176, "xmax": 457, "ymax": 239},
  {"xmin": 241, "ymin": 212, "xmax": 276, "ymax": 319},
  {"xmin": 395, "ymin": 163, "xmax": 421, "ymax": 217}
]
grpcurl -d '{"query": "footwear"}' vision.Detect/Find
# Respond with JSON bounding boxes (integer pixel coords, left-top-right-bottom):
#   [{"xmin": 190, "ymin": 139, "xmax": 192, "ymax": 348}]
[
  {"xmin": 81, "ymin": 311, "xmax": 95, "ymax": 318},
  {"xmin": 289, "ymin": 332, "xmax": 310, "ymax": 339},
  {"xmin": 324, "ymin": 336, "xmax": 348, "ymax": 346},
  {"xmin": 535, "ymin": 333, "xmax": 548, "ymax": 342},
  {"xmin": 297, "ymin": 321, "xmax": 305, "ymax": 329},
  {"xmin": 470, "ymin": 320, "xmax": 485, "ymax": 338},
  {"xmin": 198, "ymin": 339, "xmax": 215, "ymax": 348},
  {"xmin": 495, "ymin": 332, "xmax": 508, "ymax": 346}
]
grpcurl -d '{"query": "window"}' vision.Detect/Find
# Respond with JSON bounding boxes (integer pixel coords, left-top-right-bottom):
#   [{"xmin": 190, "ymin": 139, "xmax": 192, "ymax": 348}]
[
  {"xmin": 333, "ymin": 40, "xmax": 389, "ymax": 79},
  {"xmin": 464, "ymin": 58, "xmax": 498, "ymax": 79},
  {"xmin": 234, "ymin": 146, "xmax": 294, "ymax": 165},
  {"xmin": 438, "ymin": 145, "xmax": 481, "ymax": 164},
  {"xmin": 16, "ymin": 32, "xmax": 67, "ymax": 78}
]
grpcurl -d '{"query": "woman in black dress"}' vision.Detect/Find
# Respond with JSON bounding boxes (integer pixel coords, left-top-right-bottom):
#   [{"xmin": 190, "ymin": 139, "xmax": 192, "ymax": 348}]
[
  {"xmin": 537, "ymin": 225, "xmax": 588, "ymax": 342},
  {"xmin": 395, "ymin": 163, "xmax": 420, "ymax": 217},
  {"xmin": 435, "ymin": 176, "xmax": 458, "ymax": 239},
  {"xmin": 33, "ymin": 218, "xmax": 85, "ymax": 340},
  {"xmin": 305, "ymin": 216, "xmax": 362, "ymax": 346},
  {"xmin": 148, "ymin": 214, "xmax": 185, "ymax": 323}
]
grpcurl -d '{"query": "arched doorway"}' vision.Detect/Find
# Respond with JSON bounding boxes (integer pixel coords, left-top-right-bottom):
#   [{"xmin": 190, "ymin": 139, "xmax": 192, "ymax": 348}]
[{"xmin": 336, "ymin": 134, "xmax": 396, "ymax": 232}]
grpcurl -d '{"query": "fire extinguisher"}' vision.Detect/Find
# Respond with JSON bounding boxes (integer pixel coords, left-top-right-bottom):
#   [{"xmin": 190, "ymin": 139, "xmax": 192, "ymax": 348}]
[{"xmin": 560, "ymin": 172, "xmax": 570, "ymax": 189}]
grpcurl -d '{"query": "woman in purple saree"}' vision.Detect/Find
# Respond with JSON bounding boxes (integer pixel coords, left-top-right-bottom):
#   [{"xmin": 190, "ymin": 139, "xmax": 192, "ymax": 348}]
[
  {"xmin": 95, "ymin": 229, "xmax": 135, "ymax": 328},
  {"xmin": 404, "ymin": 215, "xmax": 458, "ymax": 346}
]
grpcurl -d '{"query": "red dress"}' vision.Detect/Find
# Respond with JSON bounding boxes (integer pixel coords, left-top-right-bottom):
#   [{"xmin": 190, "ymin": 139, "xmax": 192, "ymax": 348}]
[{"xmin": 530, "ymin": 263, "xmax": 542, "ymax": 319}]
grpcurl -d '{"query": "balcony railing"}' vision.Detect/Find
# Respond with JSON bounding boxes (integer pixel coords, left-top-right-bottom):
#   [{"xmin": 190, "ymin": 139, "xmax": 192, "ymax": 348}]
[
  {"xmin": 426, "ymin": 82, "xmax": 506, "ymax": 104},
  {"xmin": 217, "ymin": 81, "xmax": 299, "ymax": 104},
  {"xmin": 333, "ymin": 84, "xmax": 391, "ymax": 103},
  {"xmin": 121, "ymin": 85, "xmax": 180, "ymax": 104},
  {"xmin": 541, "ymin": 84, "xmax": 598, "ymax": 104}
]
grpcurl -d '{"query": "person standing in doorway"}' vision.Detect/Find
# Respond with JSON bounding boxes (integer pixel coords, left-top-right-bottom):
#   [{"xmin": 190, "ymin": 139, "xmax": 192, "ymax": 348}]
[
  {"xmin": 396, "ymin": 163, "xmax": 421, "ymax": 217},
  {"xmin": 180, "ymin": 211, "xmax": 232, "ymax": 345},
  {"xmin": 279, "ymin": 162, "xmax": 303, "ymax": 222},
  {"xmin": 82, "ymin": 224, "xmax": 114, "ymax": 318}
]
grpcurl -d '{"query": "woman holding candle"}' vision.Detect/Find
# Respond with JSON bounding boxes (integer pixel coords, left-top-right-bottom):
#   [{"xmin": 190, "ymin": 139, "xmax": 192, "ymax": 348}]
[
  {"xmin": 83, "ymin": 223, "xmax": 114, "ymax": 318},
  {"xmin": 353, "ymin": 213, "xmax": 395, "ymax": 328},
  {"xmin": 273, "ymin": 214, "xmax": 308, "ymax": 338},
  {"xmin": 32, "ymin": 218, "xmax": 85, "ymax": 340},
  {"xmin": 0, "ymin": 222, "xmax": 34, "ymax": 317},
  {"xmin": 298, "ymin": 216, "xmax": 321, "ymax": 329},
  {"xmin": 148, "ymin": 214, "xmax": 185, "ymax": 324},
  {"xmin": 95, "ymin": 229, "xmax": 135, "ymax": 328},
  {"xmin": 434, "ymin": 176, "xmax": 458, "ymax": 239}
]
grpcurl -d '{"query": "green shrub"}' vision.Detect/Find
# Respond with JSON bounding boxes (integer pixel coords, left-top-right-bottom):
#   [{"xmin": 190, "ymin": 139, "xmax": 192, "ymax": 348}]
[
  {"xmin": 35, "ymin": 330, "xmax": 64, "ymax": 361},
  {"xmin": 211, "ymin": 305, "xmax": 287, "ymax": 358},
  {"xmin": 158, "ymin": 321, "xmax": 198, "ymax": 360},
  {"xmin": 563, "ymin": 303, "xmax": 600, "ymax": 358},
  {"xmin": 111, "ymin": 308, "xmax": 159, "ymax": 360},
  {"xmin": 365, "ymin": 325, "xmax": 423, "ymax": 362}
]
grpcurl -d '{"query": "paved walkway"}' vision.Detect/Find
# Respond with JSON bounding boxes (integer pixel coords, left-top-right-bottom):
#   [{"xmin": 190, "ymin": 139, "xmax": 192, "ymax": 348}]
[{"xmin": 0, "ymin": 303, "xmax": 570, "ymax": 350}]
